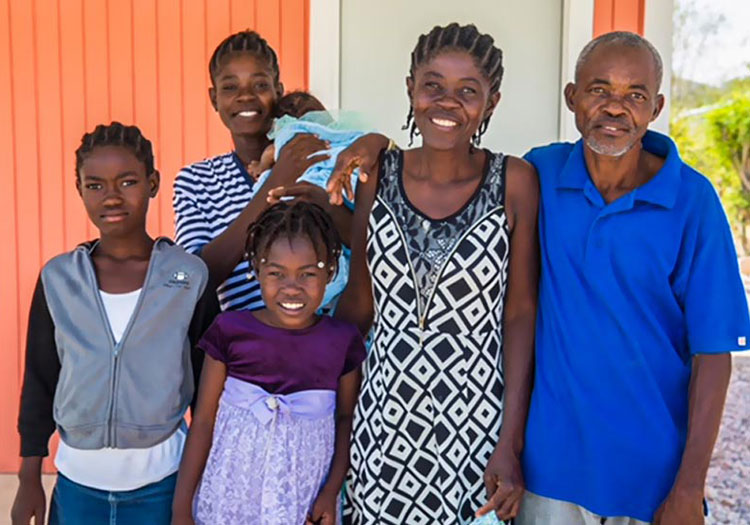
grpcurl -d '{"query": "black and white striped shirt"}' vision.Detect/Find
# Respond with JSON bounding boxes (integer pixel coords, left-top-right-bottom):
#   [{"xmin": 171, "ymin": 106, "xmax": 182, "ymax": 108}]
[{"xmin": 173, "ymin": 152, "xmax": 263, "ymax": 311}]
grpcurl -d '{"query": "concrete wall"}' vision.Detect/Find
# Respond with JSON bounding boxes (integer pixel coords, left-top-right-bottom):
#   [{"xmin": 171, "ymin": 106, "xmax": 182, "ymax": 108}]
[{"xmin": 338, "ymin": 0, "xmax": 564, "ymax": 156}]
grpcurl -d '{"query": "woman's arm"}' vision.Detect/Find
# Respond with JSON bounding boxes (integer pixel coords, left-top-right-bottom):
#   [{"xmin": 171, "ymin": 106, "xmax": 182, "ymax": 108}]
[
  {"xmin": 198, "ymin": 135, "xmax": 330, "ymax": 284},
  {"xmin": 306, "ymin": 367, "xmax": 363, "ymax": 524},
  {"xmin": 477, "ymin": 157, "xmax": 539, "ymax": 521},
  {"xmin": 332, "ymin": 150, "xmax": 382, "ymax": 334},
  {"xmin": 171, "ymin": 355, "xmax": 228, "ymax": 524}
]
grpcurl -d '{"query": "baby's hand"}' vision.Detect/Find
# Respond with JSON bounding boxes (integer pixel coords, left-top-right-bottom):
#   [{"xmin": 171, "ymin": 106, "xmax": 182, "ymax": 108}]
[
  {"xmin": 305, "ymin": 488, "xmax": 337, "ymax": 525},
  {"xmin": 247, "ymin": 143, "xmax": 277, "ymax": 180},
  {"xmin": 247, "ymin": 160, "xmax": 264, "ymax": 180}
]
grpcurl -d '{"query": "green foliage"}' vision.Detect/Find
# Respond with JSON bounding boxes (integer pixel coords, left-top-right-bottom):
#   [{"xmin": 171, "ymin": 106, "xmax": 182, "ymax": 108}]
[
  {"xmin": 705, "ymin": 91, "xmax": 750, "ymax": 250},
  {"xmin": 671, "ymin": 77, "xmax": 723, "ymax": 112},
  {"xmin": 671, "ymin": 0, "xmax": 750, "ymax": 251},
  {"xmin": 707, "ymin": 91, "xmax": 750, "ymax": 185},
  {"xmin": 671, "ymin": 88, "xmax": 750, "ymax": 251}
]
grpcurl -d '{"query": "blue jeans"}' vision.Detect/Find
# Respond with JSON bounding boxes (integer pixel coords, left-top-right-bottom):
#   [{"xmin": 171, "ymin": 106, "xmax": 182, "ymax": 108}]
[{"xmin": 48, "ymin": 472, "xmax": 176, "ymax": 525}]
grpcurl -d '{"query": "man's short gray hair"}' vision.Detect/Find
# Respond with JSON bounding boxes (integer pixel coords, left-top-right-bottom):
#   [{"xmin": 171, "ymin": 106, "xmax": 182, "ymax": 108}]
[{"xmin": 574, "ymin": 31, "xmax": 663, "ymax": 89}]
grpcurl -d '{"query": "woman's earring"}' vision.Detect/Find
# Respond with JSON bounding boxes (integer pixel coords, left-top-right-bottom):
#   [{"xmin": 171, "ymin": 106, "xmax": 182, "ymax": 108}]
[{"xmin": 317, "ymin": 261, "xmax": 325, "ymax": 269}]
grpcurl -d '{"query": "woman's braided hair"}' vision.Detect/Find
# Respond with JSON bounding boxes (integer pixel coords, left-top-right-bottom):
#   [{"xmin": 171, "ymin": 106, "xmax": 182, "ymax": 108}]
[
  {"xmin": 404, "ymin": 23, "xmax": 504, "ymax": 146},
  {"xmin": 75, "ymin": 122, "xmax": 154, "ymax": 177},
  {"xmin": 246, "ymin": 201, "xmax": 342, "ymax": 276},
  {"xmin": 209, "ymin": 30, "xmax": 280, "ymax": 84}
]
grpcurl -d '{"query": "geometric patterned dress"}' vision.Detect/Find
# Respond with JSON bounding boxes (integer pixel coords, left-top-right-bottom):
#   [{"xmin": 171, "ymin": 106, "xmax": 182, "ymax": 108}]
[{"xmin": 344, "ymin": 149, "xmax": 510, "ymax": 524}]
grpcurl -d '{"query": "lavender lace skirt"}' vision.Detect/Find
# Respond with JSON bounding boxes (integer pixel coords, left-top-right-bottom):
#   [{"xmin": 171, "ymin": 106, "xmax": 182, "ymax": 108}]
[{"xmin": 193, "ymin": 377, "xmax": 338, "ymax": 524}]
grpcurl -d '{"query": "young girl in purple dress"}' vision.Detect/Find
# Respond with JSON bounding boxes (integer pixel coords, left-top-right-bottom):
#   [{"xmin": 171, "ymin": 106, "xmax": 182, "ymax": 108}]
[{"xmin": 171, "ymin": 200, "xmax": 366, "ymax": 525}]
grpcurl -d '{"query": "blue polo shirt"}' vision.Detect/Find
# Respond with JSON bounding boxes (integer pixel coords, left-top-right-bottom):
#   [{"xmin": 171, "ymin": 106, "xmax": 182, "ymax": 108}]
[{"xmin": 523, "ymin": 130, "xmax": 750, "ymax": 522}]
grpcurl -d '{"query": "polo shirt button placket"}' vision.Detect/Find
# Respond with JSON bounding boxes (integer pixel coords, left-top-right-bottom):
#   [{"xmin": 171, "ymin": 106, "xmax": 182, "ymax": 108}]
[{"xmin": 585, "ymin": 216, "xmax": 605, "ymax": 261}]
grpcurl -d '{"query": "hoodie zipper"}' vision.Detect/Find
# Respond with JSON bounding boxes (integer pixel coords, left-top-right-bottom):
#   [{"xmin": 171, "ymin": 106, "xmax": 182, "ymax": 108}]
[{"xmin": 83, "ymin": 240, "xmax": 161, "ymax": 447}]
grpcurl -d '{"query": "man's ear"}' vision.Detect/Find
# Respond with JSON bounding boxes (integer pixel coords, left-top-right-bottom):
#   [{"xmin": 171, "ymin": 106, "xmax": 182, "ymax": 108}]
[
  {"xmin": 148, "ymin": 170, "xmax": 161, "ymax": 198},
  {"xmin": 75, "ymin": 176, "xmax": 82, "ymax": 197},
  {"xmin": 276, "ymin": 81, "xmax": 285, "ymax": 98},
  {"xmin": 563, "ymin": 82, "xmax": 577, "ymax": 112},
  {"xmin": 209, "ymin": 87, "xmax": 218, "ymax": 111},
  {"xmin": 652, "ymin": 93, "xmax": 665, "ymax": 122}
]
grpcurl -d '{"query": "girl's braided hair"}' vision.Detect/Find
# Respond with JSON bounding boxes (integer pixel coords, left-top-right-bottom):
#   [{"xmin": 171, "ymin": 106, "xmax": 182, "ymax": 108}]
[
  {"xmin": 404, "ymin": 23, "xmax": 504, "ymax": 146},
  {"xmin": 246, "ymin": 201, "xmax": 342, "ymax": 276},
  {"xmin": 75, "ymin": 122, "xmax": 154, "ymax": 177},
  {"xmin": 209, "ymin": 30, "xmax": 280, "ymax": 84}
]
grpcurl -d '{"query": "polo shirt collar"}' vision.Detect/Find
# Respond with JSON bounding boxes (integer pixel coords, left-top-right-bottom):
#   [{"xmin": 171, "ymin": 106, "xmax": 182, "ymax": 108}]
[
  {"xmin": 634, "ymin": 131, "xmax": 681, "ymax": 209},
  {"xmin": 557, "ymin": 140, "xmax": 589, "ymax": 190},
  {"xmin": 557, "ymin": 130, "xmax": 682, "ymax": 209}
]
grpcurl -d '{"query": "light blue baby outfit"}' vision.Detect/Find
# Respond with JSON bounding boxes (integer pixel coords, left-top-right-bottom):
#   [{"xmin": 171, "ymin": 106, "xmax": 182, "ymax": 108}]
[{"xmin": 257, "ymin": 111, "xmax": 367, "ymax": 310}]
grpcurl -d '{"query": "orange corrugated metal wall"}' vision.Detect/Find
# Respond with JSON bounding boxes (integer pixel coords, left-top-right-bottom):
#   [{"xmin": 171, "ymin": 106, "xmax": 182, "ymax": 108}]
[
  {"xmin": 594, "ymin": 0, "xmax": 646, "ymax": 36},
  {"xmin": 0, "ymin": 0, "xmax": 309, "ymax": 473}
]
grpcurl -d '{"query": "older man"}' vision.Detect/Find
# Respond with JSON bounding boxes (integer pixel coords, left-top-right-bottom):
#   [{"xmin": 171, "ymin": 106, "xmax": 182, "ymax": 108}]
[{"xmin": 518, "ymin": 32, "xmax": 750, "ymax": 525}]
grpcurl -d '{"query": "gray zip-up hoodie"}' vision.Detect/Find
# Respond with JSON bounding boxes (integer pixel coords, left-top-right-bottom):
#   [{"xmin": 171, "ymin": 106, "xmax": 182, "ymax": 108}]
[{"xmin": 22, "ymin": 238, "xmax": 211, "ymax": 451}]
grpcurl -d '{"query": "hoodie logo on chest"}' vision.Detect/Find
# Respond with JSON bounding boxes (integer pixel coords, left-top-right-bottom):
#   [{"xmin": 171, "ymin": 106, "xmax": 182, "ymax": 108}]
[{"xmin": 164, "ymin": 270, "xmax": 191, "ymax": 289}]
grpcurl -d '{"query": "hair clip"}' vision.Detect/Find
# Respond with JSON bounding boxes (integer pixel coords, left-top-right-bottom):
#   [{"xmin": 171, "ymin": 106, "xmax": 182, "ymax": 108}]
[{"xmin": 317, "ymin": 261, "xmax": 325, "ymax": 269}]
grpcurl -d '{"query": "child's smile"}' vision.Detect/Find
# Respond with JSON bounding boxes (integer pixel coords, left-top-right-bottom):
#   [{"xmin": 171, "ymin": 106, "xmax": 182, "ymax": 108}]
[
  {"xmin": 279, "ymin": 300, "xmax": 305, "ymax": 312},
  {"xmin": 253, "ymin": 235, "xmax": 330, "ymax": 330}
]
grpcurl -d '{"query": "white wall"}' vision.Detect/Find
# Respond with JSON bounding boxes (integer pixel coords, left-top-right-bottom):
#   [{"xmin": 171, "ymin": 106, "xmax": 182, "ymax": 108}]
[
  {"xmin": 309, "ymin": 0, "xmax": 341, "ymax": 111},
  {"xmin": 337, "ymin": 0, "xmax": 564, "ymax": 156},
  {"xmin": 644, "ymin": 0, "xmax": 674, "ymax": 134},
  {"xmin": 559, "ymin": 0, "xmax": 595, "ymax": 142}
]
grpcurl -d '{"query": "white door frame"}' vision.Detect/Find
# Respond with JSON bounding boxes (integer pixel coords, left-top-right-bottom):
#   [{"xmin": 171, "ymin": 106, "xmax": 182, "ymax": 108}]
[
  {"xmin": 559, "ymin": 0, "xmax": 595, "ymax": 142},
  {"xmin": 309, "ymin": 0, "xmax": 341, "ymax": 110}
]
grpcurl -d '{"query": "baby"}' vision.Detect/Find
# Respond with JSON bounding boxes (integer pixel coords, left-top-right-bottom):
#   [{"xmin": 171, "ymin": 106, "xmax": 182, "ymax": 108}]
[
  {"xmin": 247, "ymin": 91, "xmax": 329, "ymax": 179},
  {"xmin": 249, "ymin": 91, "xmax": 365, "ymax": 210}
]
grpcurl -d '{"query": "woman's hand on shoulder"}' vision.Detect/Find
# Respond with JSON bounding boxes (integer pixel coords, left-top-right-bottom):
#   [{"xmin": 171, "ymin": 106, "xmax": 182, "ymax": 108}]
[
  {"xmin": 326, "ymin": 133, "xmax": 390, "ymax": 206},
  {"xmin": 305, "ymin": 487, "xmax": 338, "ymax": 525}
]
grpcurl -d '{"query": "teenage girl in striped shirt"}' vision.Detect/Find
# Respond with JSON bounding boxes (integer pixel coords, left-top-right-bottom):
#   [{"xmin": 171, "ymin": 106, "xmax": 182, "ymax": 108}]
[{"xmin": 173, "ymin": 30, "xmax": 350, "ymax": 312}]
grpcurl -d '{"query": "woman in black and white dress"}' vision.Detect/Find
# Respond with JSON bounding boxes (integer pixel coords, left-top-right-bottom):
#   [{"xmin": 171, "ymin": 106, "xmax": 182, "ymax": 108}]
[{"xmin": 326, "ymin": 23, "xmax": 539, "ymax": 525}]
